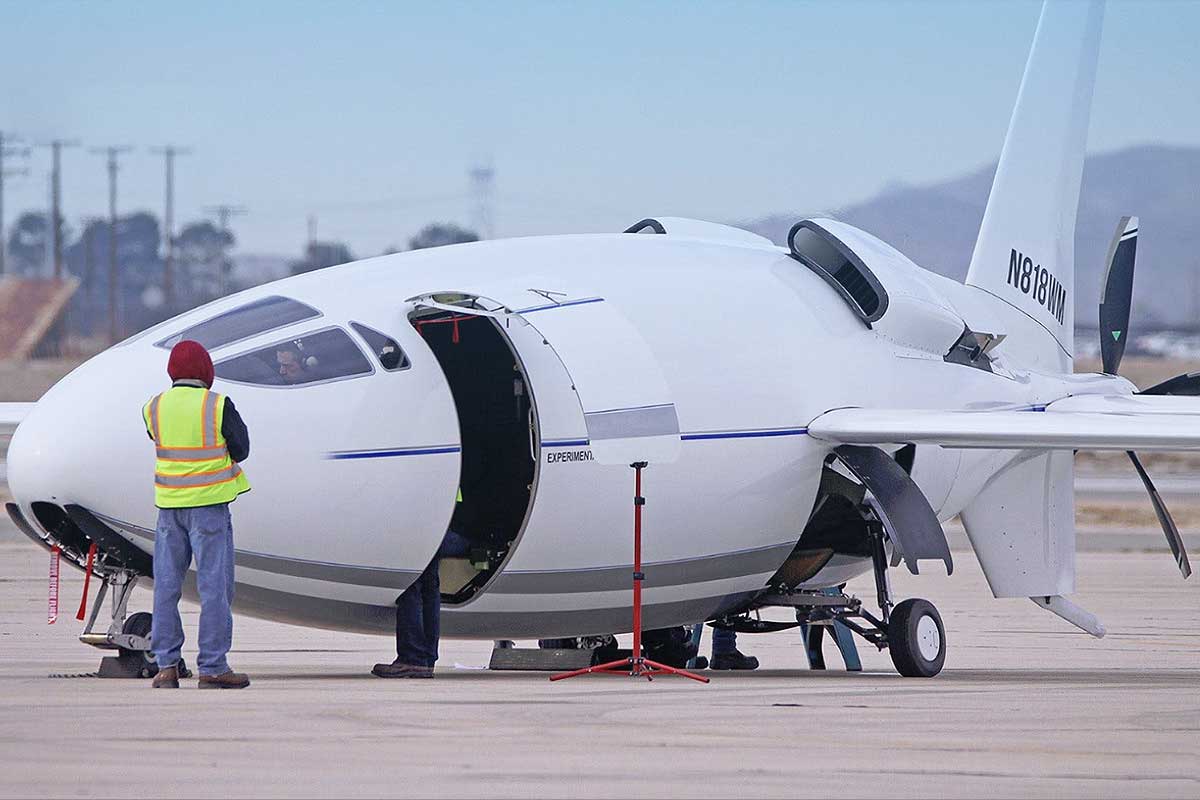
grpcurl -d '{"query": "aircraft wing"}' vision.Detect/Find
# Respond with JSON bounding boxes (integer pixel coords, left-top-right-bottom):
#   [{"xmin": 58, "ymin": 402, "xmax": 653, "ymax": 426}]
[
  {"xmin": 0, "ymin": 403, "xmax": 35, "ymax": 436},
  {"xmin": 808, "ymin": 395, "xmax": 1200, "ymax": 451}
]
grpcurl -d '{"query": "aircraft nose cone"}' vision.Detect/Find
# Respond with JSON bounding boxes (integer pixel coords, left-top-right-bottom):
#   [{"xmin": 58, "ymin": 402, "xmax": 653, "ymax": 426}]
[
  {"xmin": 7, "ymin": 348, "xmax": 159, "ymax": 517},
  {"xmin": 6, "ymin": 401, "xmax": 57, "ymax": 506}
]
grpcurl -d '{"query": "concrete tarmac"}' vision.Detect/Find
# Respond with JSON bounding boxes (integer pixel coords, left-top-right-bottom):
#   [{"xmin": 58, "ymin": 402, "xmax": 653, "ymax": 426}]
[{"xmin": 0, "ymin": 519, "xmax": 1197, "ymax": 799}]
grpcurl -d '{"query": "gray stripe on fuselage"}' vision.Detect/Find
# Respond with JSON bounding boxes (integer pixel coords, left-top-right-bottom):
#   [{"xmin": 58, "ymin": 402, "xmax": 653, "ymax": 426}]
[
  {"xmin": 584, "ymin": 404, "xmax": 680, "ymax": 441},
  {"xmin": 106, "ymin": 516, "xmax": 420, "ymax": 589},
  {"xmin": 223, "ymin": 577, "xmax": 757, "ymax": 640},
  {"xmin": 105, "ymin": 513, "xmax": 792, "ymax": 596},
  {"xmin": 488, "ymin": 542, "xmax": 795, "ymax": 594}
]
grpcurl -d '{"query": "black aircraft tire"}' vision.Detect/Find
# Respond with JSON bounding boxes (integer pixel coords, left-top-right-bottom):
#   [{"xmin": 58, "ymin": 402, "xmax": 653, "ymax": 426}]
[
  {"xmin": 887, "ymin": 599, "xmax": 946, "ymax": 678},
  {"xmin": 120, "ymin": 611, "xmax": 158, "ymax": 679}
]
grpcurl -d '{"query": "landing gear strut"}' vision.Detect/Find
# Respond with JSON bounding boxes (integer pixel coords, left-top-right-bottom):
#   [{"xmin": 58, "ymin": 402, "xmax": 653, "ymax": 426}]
[
  {"xmin": 78, "ymin": 569, "xmax": 190, "ymax": 679},
  {"xmin": 744, "ymin": 519, "xmax": 948, "ymax": 677}
]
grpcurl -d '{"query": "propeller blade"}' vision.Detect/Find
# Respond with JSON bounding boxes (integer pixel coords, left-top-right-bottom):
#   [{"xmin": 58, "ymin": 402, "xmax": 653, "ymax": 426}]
[
  {"xmin": 1127, "ymin": 451, "xmax": 1192, "ymax": 579},
  {"xmin": 1140, "ymin": 371, "xmax": 1200, "ymax": 396},
  {"xmin": 1099, "ymin": 216, "xmax": 1138, "ymax": 375}
]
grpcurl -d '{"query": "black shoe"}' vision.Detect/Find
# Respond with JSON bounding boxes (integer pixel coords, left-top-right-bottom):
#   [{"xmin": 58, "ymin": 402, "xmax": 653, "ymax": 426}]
[
  {"xmin": 372, "ymin": 661, "xmax": 434, "ymax": 679},
  {"xmin": 710, "ymin": 650, "xmax": 760, "ymax": 671}
]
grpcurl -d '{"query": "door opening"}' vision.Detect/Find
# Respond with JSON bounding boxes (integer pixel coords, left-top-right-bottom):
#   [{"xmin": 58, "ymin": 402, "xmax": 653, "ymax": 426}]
[{"xmin": 410, "ymin": 306, "xmax": 537, "ymax": 604}]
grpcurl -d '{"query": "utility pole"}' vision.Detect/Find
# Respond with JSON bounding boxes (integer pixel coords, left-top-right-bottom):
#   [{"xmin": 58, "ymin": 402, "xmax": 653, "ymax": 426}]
[
  {"xmin": 82, "ymin": 219, "xmax": 96, "ymax": 300},
  {"xmin": 469, "ymin": 161, "xmax": 495, "ymax": 240},
  {"xmin": 203, "ymin": 204, "xmax": 246, "ymax": 297},
  {"xmin": 150, "ymin": 145, "xmax": 192, "ymax": 310},
  {"xmin": 0, "ymin": 132, "xmax": 31, "ymax": 277},
  {"xmin": 91, "ymin": 146, "xmax": 132, "ymax": 344},
  {"xmin": 38, "ymin": 139, "xmax": 81, "ymax": 279}
]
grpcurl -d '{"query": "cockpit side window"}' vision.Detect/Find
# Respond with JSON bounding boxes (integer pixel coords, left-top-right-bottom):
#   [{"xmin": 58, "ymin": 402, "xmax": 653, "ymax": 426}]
[
  {"xmin": 156, "ymin": 296, "xmax": 321, "ymax": 351},
  {"xmin": 214, "ymin": 327, "xmax": 373, "ymax": 387},
  {"xmin": 350, "ymin": 322, "xmax": 410, "ymax": 371}
]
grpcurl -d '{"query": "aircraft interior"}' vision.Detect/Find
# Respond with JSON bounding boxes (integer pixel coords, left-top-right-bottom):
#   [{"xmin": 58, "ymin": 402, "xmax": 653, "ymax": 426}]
[{"xmin": 410, "ymin": 307, "xmax": 537, "ymax": 604}]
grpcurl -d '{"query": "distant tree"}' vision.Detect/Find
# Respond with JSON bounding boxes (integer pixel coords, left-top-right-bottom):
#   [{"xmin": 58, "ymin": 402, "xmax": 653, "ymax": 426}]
[
  {"xmin": 408, "ymin": 223, "xmax": 478, "ymax": 251},
  {"xmin": 290, "ymin": 241, "xmax": 355, "ymax": 275},
  {"xmin": 6, "ymin": 212, "xmax": 50, "ymax": 276},
  {"xmin": 175, "ymin": 221, "xmax": 234, "ymax": 303},
  {"xmin": 62, "ymin": 211, "xmax": 165, "ymax": 337}
]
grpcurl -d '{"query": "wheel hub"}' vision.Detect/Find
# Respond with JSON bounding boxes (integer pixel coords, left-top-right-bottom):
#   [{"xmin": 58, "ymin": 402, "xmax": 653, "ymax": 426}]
[{"xmin": 916, "ymin": 615, "xmax": 941, "ymax": 661}]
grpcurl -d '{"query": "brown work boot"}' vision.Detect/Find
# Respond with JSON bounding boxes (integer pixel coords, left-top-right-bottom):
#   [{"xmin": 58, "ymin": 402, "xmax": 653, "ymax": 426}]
[
  {"xmin": 198, "ymin": 670, "xmax": 251, "ymax": 689},
  {"xmin": 372, "ymin": 660, "xmax": 433, "ymax": 679},
  {"xmin": 151, "ymin": 666, "xmax": 179, "ymax": 689}
]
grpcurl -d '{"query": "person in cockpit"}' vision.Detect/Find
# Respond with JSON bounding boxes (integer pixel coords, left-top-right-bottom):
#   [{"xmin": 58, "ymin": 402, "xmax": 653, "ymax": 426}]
[{"xmin": 275, "ymin": 343, "xmax": 311, "ymax": 384}]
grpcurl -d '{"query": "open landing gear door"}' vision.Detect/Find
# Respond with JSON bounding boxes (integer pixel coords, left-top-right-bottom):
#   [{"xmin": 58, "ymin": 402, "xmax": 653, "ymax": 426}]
[
  {"xmin": 832, "ymin": 445, "xmax": 952, "ymax": 576},
  {"xmin": 408, "ymin": 287, "xmax": 681, "ymax": 465}
]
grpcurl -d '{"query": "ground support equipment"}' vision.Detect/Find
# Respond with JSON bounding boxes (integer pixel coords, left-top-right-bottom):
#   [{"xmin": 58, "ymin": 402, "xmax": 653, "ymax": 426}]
[{"xmin": 551, "ymin": 463, "xmax": 709, "ymax": 684}]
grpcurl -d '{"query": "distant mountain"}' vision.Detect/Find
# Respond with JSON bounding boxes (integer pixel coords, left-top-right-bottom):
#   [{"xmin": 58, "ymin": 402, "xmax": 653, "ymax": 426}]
[{"xmin": 741, "ymin": 145, "xmax": 1200, "ymax": 326}]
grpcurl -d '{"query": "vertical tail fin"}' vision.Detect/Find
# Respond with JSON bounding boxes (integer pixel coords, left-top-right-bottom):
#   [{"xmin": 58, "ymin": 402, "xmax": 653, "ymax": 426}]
[{"xmin": 965, "ymin": 1, "xmax": 1105, "ymax": 370}]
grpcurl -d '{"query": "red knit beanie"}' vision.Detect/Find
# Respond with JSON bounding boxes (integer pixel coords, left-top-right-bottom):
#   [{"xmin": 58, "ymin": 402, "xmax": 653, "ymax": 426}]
[{"xmin": 167, "ymin": 340, "xmax": 215, "ymax": 388}]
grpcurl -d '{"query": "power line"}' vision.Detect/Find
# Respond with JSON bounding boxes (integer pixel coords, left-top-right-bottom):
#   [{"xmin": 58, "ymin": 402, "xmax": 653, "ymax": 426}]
[
  {"xmin": 90, "ymin": 145, "xmax": 133, "ymax": 344},
  {"xmin": 37, "ymin": 139, "xmax": 81, "ymax": 279},
  {"xmin": 150, "ymin": 145, "xmax": 193, "ymax": 310},
  {"xmin": 0, "ymin": 132, "xmax": 31, "ymax": 278},
  {"xmin": 204, "ymin": 204, "xmax": 247, "ymax": 297}
]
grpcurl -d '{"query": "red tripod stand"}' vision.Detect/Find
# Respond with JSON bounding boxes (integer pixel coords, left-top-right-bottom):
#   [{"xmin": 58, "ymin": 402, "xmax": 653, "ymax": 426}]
[{"xmin": 551, "ymin": 462, "xmax": 709, "ymax": 684}]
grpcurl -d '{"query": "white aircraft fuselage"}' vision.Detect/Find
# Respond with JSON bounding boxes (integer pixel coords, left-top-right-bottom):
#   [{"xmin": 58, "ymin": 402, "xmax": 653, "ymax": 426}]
[
  {"xmin": 11, "ymin": 2, "xmax": 1189, "ymax": 665},
  {"xmin": 4, "ymin": 221, "xmax": 1126, "ymax": 638}
]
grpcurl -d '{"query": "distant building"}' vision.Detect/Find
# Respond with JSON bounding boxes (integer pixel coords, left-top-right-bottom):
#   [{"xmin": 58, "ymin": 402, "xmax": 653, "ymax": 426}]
[{"xmin": 0, "ymin": 276, "xmax": 80, "ymax": 360}]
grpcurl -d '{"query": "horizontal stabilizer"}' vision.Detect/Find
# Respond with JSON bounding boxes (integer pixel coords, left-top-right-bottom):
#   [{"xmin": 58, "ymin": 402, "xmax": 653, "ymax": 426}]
[{"xmin": 809, "ymin": 396, "xmax": 1200, "ymax": 451}]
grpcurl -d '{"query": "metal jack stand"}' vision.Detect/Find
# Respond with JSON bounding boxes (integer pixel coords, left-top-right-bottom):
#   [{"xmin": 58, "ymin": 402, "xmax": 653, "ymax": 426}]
[{"xmin": 552, "ymin": 462, "xmax": 709, "ymax": 684}]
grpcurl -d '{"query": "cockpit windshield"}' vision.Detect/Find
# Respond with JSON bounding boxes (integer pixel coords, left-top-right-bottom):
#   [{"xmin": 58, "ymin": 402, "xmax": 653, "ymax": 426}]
[
  {"xmin": 156, "ymin": 296, "xmax": 320, "ymax": 351},
  {"xmin": 214, "ymin": 327, "xmax": 373, "ymax": 387}
]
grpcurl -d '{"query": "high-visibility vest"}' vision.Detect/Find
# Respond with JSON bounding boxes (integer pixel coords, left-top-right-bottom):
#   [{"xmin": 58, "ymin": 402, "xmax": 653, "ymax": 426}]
[{"xmin": 143, "ymin": 386, "xmax": 251, "ymax": 508}]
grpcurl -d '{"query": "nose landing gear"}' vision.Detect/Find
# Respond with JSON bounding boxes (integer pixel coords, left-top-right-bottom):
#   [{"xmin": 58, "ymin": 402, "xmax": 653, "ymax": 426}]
[{"xmin": 79, "ymin": 570, "xmax": 190, "ymax": 679}]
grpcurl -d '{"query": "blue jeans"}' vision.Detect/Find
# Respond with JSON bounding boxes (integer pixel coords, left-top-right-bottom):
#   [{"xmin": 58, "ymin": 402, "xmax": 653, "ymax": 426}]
[
  {"xmin": 151, "ymin": 504, "xmax": 235, "ymax": 676},
  {"xmin": 713, "ymin": 626, "xmax": 738, "ymax": 657},
  {"xmin": 395, "ymin": 530, "xmax": 470, "ymax": 667}
]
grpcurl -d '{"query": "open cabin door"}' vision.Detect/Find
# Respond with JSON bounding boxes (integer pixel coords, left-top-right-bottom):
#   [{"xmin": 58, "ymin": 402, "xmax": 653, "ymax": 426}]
[{"xmin": 407, "ymin": 287, "xmax": 681, "ymax": 466}]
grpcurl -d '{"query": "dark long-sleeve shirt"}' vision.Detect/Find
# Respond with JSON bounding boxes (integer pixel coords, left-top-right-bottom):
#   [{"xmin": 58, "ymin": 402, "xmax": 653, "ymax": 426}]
[
  {"xmin": 221, "ymin": 397, "xmax": 249, "ymax": 463},
  {"xmin": 145, "ymin": 383, "xmax": 250, "ymax": 463}
]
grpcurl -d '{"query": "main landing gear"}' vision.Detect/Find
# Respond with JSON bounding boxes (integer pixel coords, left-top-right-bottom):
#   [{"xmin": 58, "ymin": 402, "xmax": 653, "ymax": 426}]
[
  {"xmin": 79, "ymin": 569, "xmax": 190, "ymax": 679},
  {"xmin": 736, "ymin": 520, "xmax": 947, "ymax": 677}
]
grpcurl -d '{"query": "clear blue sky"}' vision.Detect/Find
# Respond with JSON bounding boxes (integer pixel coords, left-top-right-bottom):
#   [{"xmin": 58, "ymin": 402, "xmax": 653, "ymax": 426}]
[{"xmin": 3, "ymin": 0, "xmax": 1198, "ymax": 257}]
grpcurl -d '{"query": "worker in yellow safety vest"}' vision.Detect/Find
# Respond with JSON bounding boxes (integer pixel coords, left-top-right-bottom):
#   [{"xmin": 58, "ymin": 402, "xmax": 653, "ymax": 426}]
[{"xmin": 142, "ymin": 339, "xmax": 252, "ymax": 689}]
